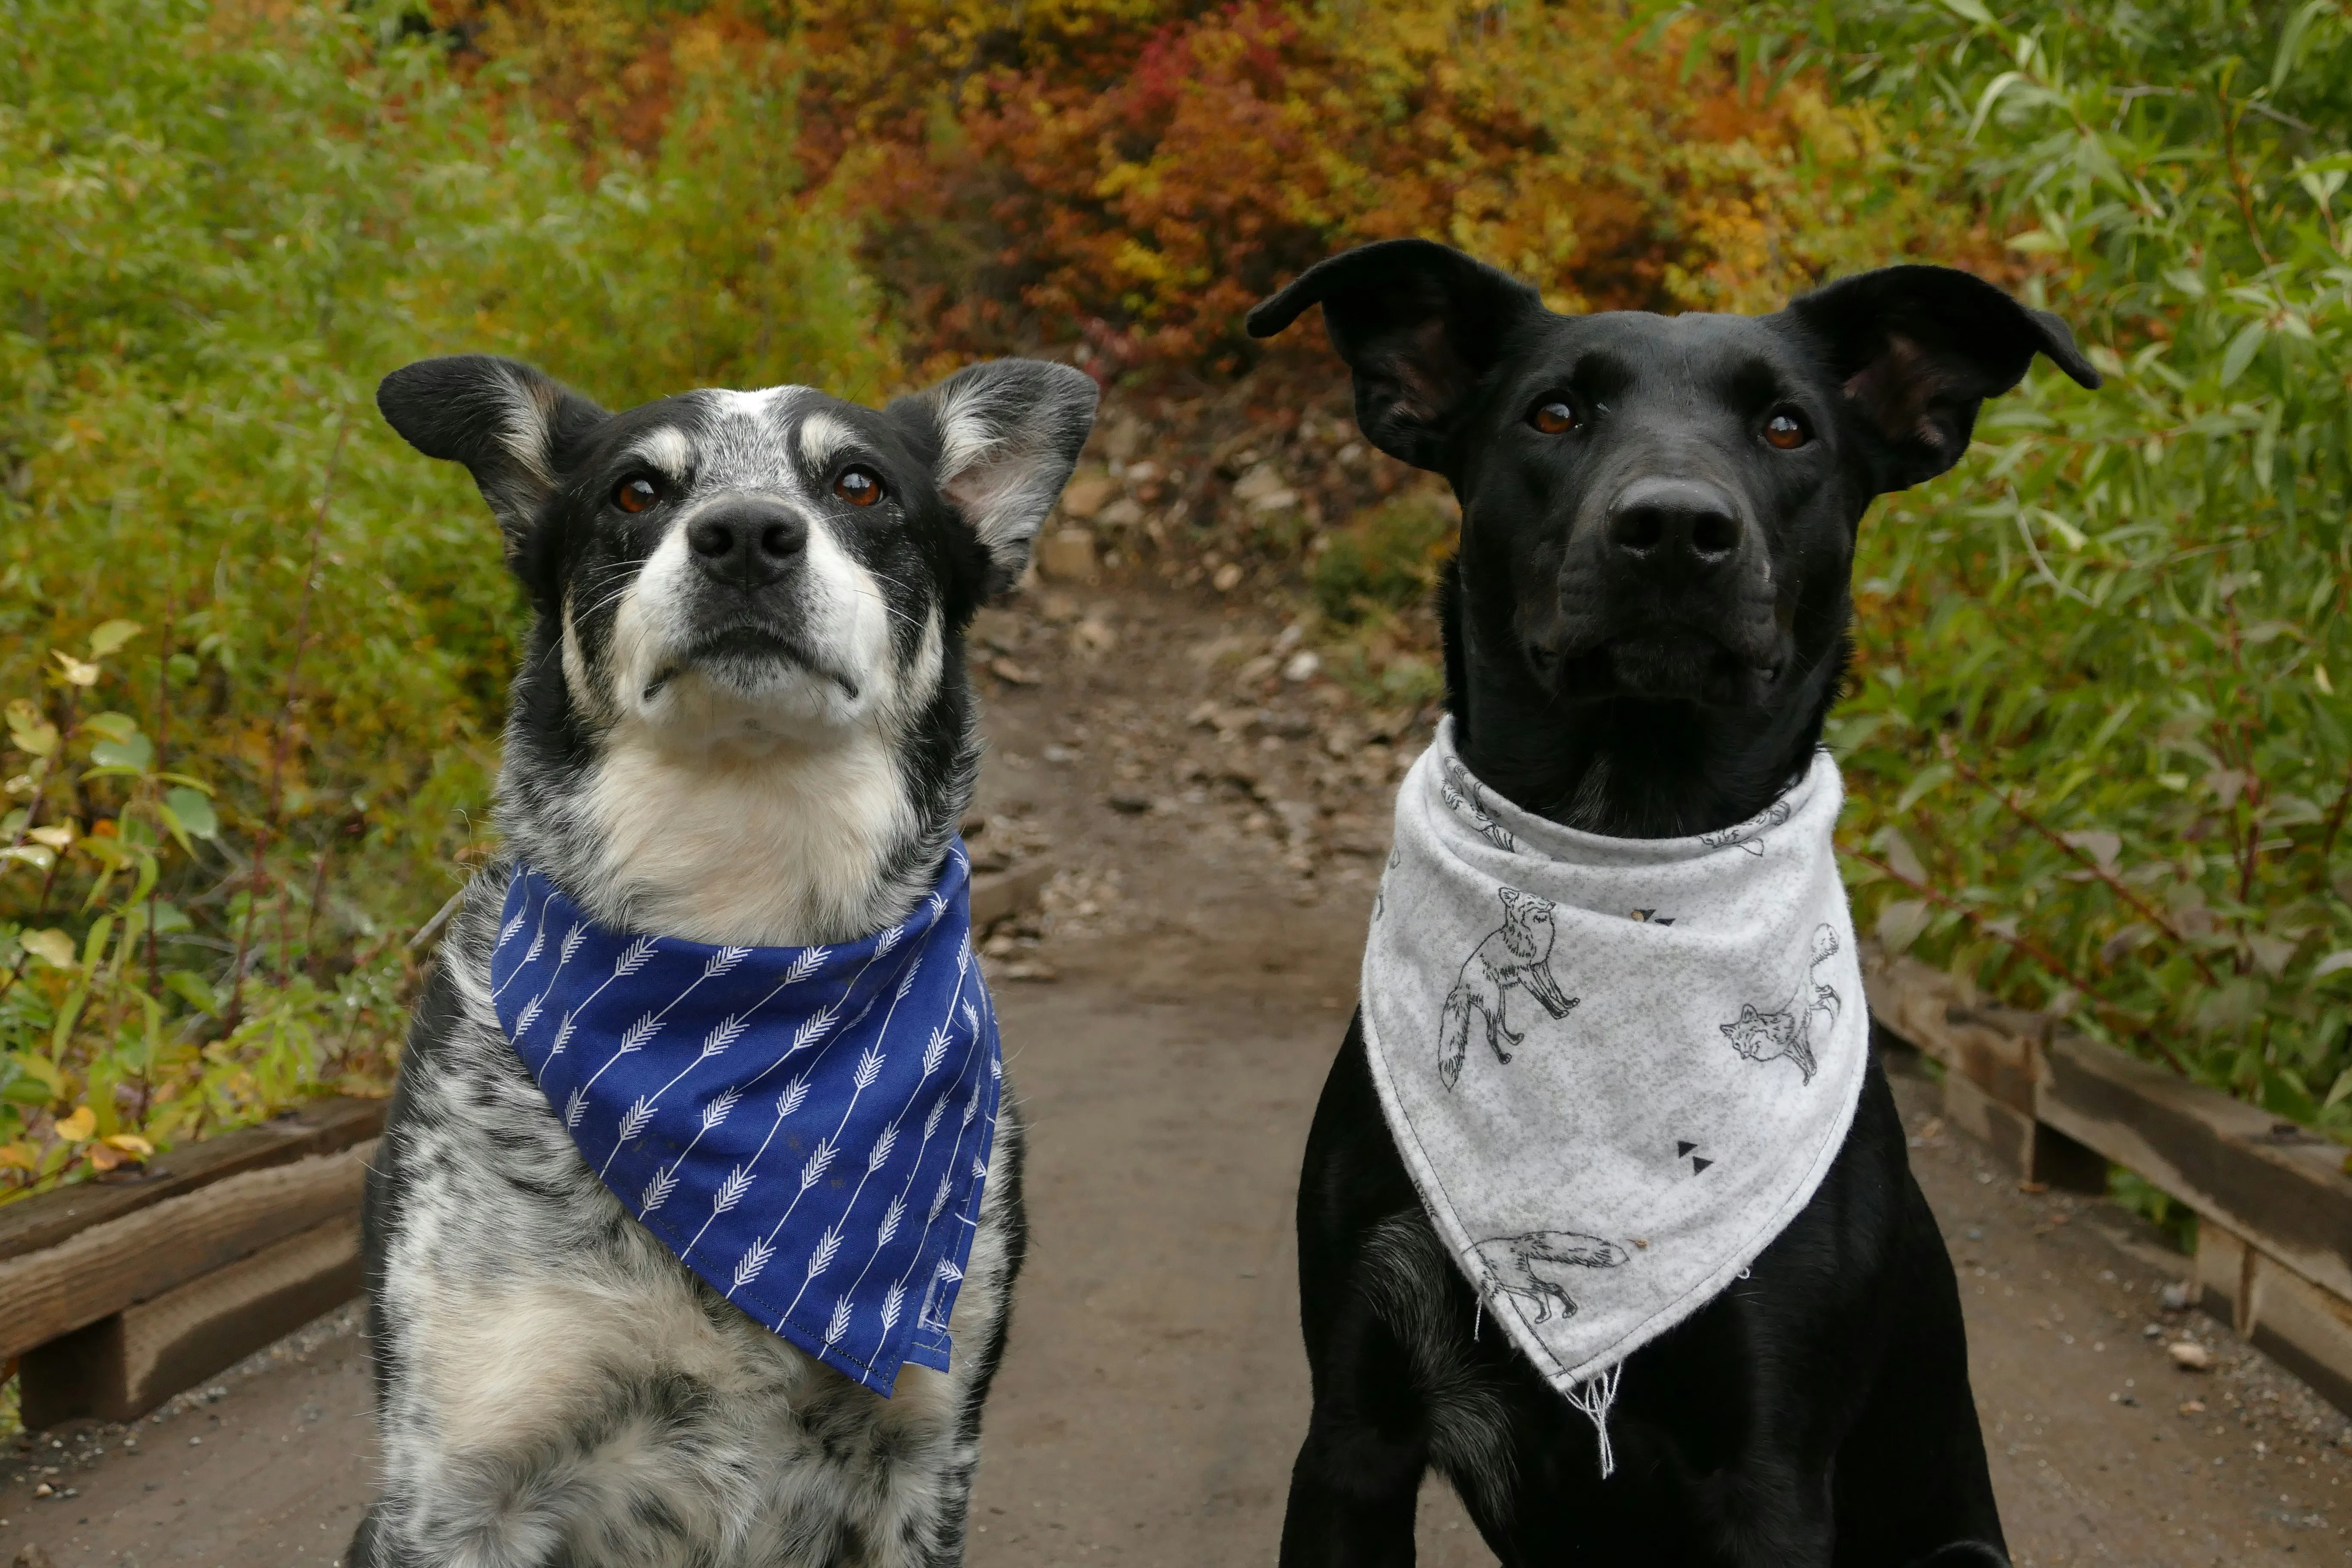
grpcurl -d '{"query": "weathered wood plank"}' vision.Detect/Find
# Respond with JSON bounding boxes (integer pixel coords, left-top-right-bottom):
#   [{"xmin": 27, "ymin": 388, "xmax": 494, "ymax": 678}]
[
  {"xmin": 2034, "ymin": 1032, "xmax": 2352, "ymax": 1305},
  {"xmin": 0, "ymin": 1096, "xmax": 385, "ymax": 1263},
  {"xmin": 1866, "ymin": 948, "xmax": 2352, "ymax": 1317},
  {"xmin": 0, "ymin": 1139, "xmax": 374, "ymax": 1364},
  {"xmin": 18, "ymin": 1215, "xmax": 362, "ymax": 1426}
]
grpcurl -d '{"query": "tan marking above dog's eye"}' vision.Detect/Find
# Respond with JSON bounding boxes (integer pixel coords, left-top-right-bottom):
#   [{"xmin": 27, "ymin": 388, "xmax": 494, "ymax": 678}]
[
  {"xmin": 833, "ymin": 466, "xmax": 885, "ymax": 506},
  {"xmin": 1764, "ymin": 412, "xmax": 1811, "ymax": 450},
  {"xmin": 1530, "ymin": 400, "xmax": 1578, "ymax": 435},
  {"xmin": 613, "ymin": 476, "xmax": 660, "ymax": 513}
]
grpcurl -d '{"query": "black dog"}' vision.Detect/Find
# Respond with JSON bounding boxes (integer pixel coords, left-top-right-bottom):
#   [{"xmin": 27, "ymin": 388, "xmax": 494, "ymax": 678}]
[{"xmin": 1248, "ymin": 240, "xmax": 2098, "ymax": 1567}]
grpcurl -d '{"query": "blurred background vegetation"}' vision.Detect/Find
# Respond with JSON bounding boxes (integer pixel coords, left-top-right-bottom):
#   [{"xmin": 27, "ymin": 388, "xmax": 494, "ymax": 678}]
[{"xmin": 2, "ymin": 0, "xmax": 2348, "ymax": 1204}]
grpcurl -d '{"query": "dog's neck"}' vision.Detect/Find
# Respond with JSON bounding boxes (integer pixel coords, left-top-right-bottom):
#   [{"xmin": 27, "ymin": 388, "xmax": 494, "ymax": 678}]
[
  {"xmin": 493, "ymin": 638, "xmax": 976, "ymax": 949},
  {"xmin": 1439, "ymin": 566, "xmax": 1849, "ymax": 840}
]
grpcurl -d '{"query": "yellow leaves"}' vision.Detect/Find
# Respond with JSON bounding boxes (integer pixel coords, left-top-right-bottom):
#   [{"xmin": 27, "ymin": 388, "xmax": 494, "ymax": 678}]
[
  {"xmin": 6, "ymin": 697, "xmax": 58, "ymax": 757},
  {"xmin": 0, "ymin": 1142, "xmax": 36, "ymax": 1172},
  {"xmin": 54, "ymin": 1105, "xmax": 96, "ymax": 1142},
  {"xmin": 86, "ymin": 1131, "xmax": 153, "ymax": 1172},
  {"xmin": 52, "ymin": 649, "xmax": 101, "ymax": 686},
  {"xmin": 18, "ymin": 928, "xmax": 77, "ymax": 969}
]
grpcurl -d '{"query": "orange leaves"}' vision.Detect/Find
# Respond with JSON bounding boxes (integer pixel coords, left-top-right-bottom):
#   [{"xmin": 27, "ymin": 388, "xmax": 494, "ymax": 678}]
[
  {"xmin": 816, "ymin": 1, "xmax": 1995, "ymax": 374},
  {"xmin": 432, "ymin": 0, "xmax": 2003, "ymax": 377}
]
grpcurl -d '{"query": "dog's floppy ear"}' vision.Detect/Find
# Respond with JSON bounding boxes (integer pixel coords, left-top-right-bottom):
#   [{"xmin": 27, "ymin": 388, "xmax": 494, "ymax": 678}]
[
  {"xmin": 1246, "ymin": 239, "xmax": 1545, "ymax": 471},
  {"xmin": 1785, "ymin": 266, "xmax": 2101, "ymax": 493},
  {"xmin": 891, "ymin": 358, "xmax": 1100, "ymax": 598},
  {"xmin": 377, "ymin": 355, "xmax": 609, "ymax": 553}
]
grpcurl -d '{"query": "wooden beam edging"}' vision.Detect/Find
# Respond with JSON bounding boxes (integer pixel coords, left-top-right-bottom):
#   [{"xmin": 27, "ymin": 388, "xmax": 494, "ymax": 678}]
[
  {"xmin": 0, "ymin": 1096, "xmax": 386, "ymax": 1264},
  {"xmin": 0, "ymin": 1136, "xmax": 377, "ymax": 1366},
  {"xmin": 1865, "ymin": 948, "xmax": 2352, "ymax": 1412}
]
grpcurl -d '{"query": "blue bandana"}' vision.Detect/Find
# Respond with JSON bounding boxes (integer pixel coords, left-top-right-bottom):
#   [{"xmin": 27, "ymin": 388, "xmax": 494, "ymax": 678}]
[{"xmin": 488, "ymin": 844, "xmax": 1001, "ymax": 1396}]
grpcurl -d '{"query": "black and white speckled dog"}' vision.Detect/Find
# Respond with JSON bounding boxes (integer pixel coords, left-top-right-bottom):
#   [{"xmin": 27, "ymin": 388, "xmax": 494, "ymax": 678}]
[{"xmin": 353, "ymin": 352, "xmax": 1096, "ymax": 1567}]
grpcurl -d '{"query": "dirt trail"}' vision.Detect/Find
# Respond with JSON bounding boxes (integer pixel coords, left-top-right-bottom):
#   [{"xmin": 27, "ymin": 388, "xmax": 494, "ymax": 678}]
[{"xmin": 6, "ymin": 579, "xmax": 2349, "ymax": 1567}]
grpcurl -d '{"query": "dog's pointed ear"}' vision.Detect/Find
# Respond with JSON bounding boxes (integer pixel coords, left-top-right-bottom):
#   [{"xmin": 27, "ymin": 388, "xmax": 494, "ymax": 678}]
[
  {"xmin": 891, "ymin": 358, "xmax": 1099, "ymax": 598},
  {"xmin": 377, "ymin": 356, "xmax": 609, "ymax": 552},
  {"xmin": 1246, "ymin": 239, "xmax": 1545, "ymax": 471},
  {"xmin": 1784, "ymin": 266, "xmax": 2101, "ymax": 493}
]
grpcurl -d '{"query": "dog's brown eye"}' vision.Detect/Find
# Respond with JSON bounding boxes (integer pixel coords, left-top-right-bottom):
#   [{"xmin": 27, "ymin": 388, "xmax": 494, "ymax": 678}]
[
  {"xmin": 1764, "ymin": 412, "xmax": 1810, "ymax": 450},
  {"xmin": 1530, "ymin": 401, "xmax": 1579, "ymax": 435},
  {"xmin": 834, "ymin": 467, "xmax": 885, "ymax": 507},
  {"xmin": 613, "ymin": 476, "xmax": 659, "ymax": 513}
]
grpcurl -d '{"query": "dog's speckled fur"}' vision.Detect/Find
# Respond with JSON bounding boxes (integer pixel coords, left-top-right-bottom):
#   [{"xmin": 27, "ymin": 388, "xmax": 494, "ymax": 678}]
[{"xmin": 355, "ymin": 355, "xmax": 1095, "ymax": 1567}]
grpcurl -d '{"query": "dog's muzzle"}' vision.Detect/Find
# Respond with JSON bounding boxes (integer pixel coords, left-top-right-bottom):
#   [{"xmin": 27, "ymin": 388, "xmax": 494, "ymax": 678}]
[{"xmin": 1536, "ymin": 477, "xmax": 1786, "ymax": 704}]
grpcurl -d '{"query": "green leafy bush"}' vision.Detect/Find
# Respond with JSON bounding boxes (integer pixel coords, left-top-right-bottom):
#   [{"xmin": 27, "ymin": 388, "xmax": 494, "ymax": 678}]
[
  {"xmin": 1670, "ymin": 0, "xmax": 2352, "ymax": 1127},
  {"xmin": 1310, "ymin": 493, "xmax": 1458, "ymax": 624},
  {"xmin": 0, "ymin": 0, "xmax": 892, "ymax": 1199}
]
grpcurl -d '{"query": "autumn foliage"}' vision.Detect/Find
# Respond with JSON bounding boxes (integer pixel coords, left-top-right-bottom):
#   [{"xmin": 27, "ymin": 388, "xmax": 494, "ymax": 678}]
[{"xmin": 442, "ymin": 0, "xmax": 1998, "ymax": 377}]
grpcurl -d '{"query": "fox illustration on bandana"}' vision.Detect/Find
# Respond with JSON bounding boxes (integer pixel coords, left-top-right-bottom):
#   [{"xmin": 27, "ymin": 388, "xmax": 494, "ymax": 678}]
[{"xmin": 1438, "ymin": 887, "xmax": 1579, "ymax": 1087}]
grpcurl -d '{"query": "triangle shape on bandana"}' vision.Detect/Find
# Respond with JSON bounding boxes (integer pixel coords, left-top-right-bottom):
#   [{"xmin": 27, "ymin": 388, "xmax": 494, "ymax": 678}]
[
  {"xmin": 1358, "ymin": 717, "xmax": 1868, "ymax": 1427},
  {"xmin": 489, "ymin": 841, "xmax": 1002, "ymax": 1398}
]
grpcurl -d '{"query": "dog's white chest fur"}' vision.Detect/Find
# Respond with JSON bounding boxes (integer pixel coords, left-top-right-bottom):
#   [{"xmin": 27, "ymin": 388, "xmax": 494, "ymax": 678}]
[{"xmin": 576, "ymin": 718, "xmax": 921, "ymax": 946}]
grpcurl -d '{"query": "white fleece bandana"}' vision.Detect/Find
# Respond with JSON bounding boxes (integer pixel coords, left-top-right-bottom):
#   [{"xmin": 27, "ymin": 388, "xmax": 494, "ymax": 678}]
[{"xmin": 1362, "ymin": 720, "xmax": 1867, "ymax": 1473}]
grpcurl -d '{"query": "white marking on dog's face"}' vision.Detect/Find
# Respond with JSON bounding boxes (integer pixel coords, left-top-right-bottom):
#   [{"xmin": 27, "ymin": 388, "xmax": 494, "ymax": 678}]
[
  {"xmin": 623, "ymin": 426, "xmax": 694, "ymax": 484},
  {"xmin": 797, "ymin": 410, "xmax": 858, "ymax": 471}
]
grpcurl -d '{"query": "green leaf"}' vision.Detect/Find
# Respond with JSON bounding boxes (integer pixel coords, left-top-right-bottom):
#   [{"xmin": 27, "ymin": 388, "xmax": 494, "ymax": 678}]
[
  {"xmin": 2, "ymin": 1071, "xmax": 54, "ymax": 1107},
  {"xmin": 159, "ymin": 790, "xmax": 221, "ymax": 851},
  {"xmin": 1877, "ymin": 899, "xmax": 1932, "ymax": 956},
  {"xmin": 1874, "ymin": 826, "xmax": 1928, "ymax": 885},
  {"xmin": 164, "ymin": 970, "xmax": 219, "ymax": 1014},
  {"xmin": 89, "ymin": 733, "xmax": 154, "ymax": 772},
  {"xmin": 80, "ymin": 711, "xmax": 140, "ymax": 743},
  {"xmin": 1939, "ymin": 0, "xmax": 1996, "ymax": 26},
  {"xmin": 2272, "ymin": 0, "xmax": 2334, "ymax": 92},
  {"xmin": 162, "ymin": 786, "xmax": 219, "ymax": 841},
  {"xmin": 2219, "ymin": 319, "xmax": 2268, "ymax": 388},
  {"xmin": 86, "ymin": 619, "xmax": 143, "ymax": 657},
  {"xmin": 1894, "ymin": 762, "xmax": 1954, "ymax": 815},
  {"xmin": 1967, "ymin": 69, "xmax": 2024, "ymax": 141}
]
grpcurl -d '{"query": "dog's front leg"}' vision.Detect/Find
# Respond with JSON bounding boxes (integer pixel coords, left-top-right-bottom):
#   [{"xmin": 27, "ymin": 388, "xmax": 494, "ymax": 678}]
[
  {"xmin": 1288, "ymin": 1025, "xmax": 1437, "ymax": 1567},
  {"xmin": 1280, "ymin": 1355, "xmax": 1429, "ymax": 1567},
  {"xmin": 1687, "ymin": 1459, "xmax": 1838, "ymax": 1568}
]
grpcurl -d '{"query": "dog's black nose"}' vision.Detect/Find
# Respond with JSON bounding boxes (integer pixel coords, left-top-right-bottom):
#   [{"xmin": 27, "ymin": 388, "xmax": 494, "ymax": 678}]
[
  {"xmin": 687, "ymin": 502, "xmax": 808, "ymax": 588},
  {"xmin": 1607, "ymin": 478, "xmax": 1743, "ymax": 577}
]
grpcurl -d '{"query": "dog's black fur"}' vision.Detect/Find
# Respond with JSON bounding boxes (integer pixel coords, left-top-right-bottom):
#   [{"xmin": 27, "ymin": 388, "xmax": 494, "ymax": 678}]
[{"xmin": 1248, "ymin": 240, "xmax": 2099, "ymax": 1567}]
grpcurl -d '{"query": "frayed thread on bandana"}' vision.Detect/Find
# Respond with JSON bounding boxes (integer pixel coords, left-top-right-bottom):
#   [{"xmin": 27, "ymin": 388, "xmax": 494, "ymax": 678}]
[
  {"xmin": 1476, "ymin": 1292, "xmax": 1621, "ymax": 1479},
  {"xmin": 1565, "ymin": 1363, "xmax": 1624, "ymax": 1479}
]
